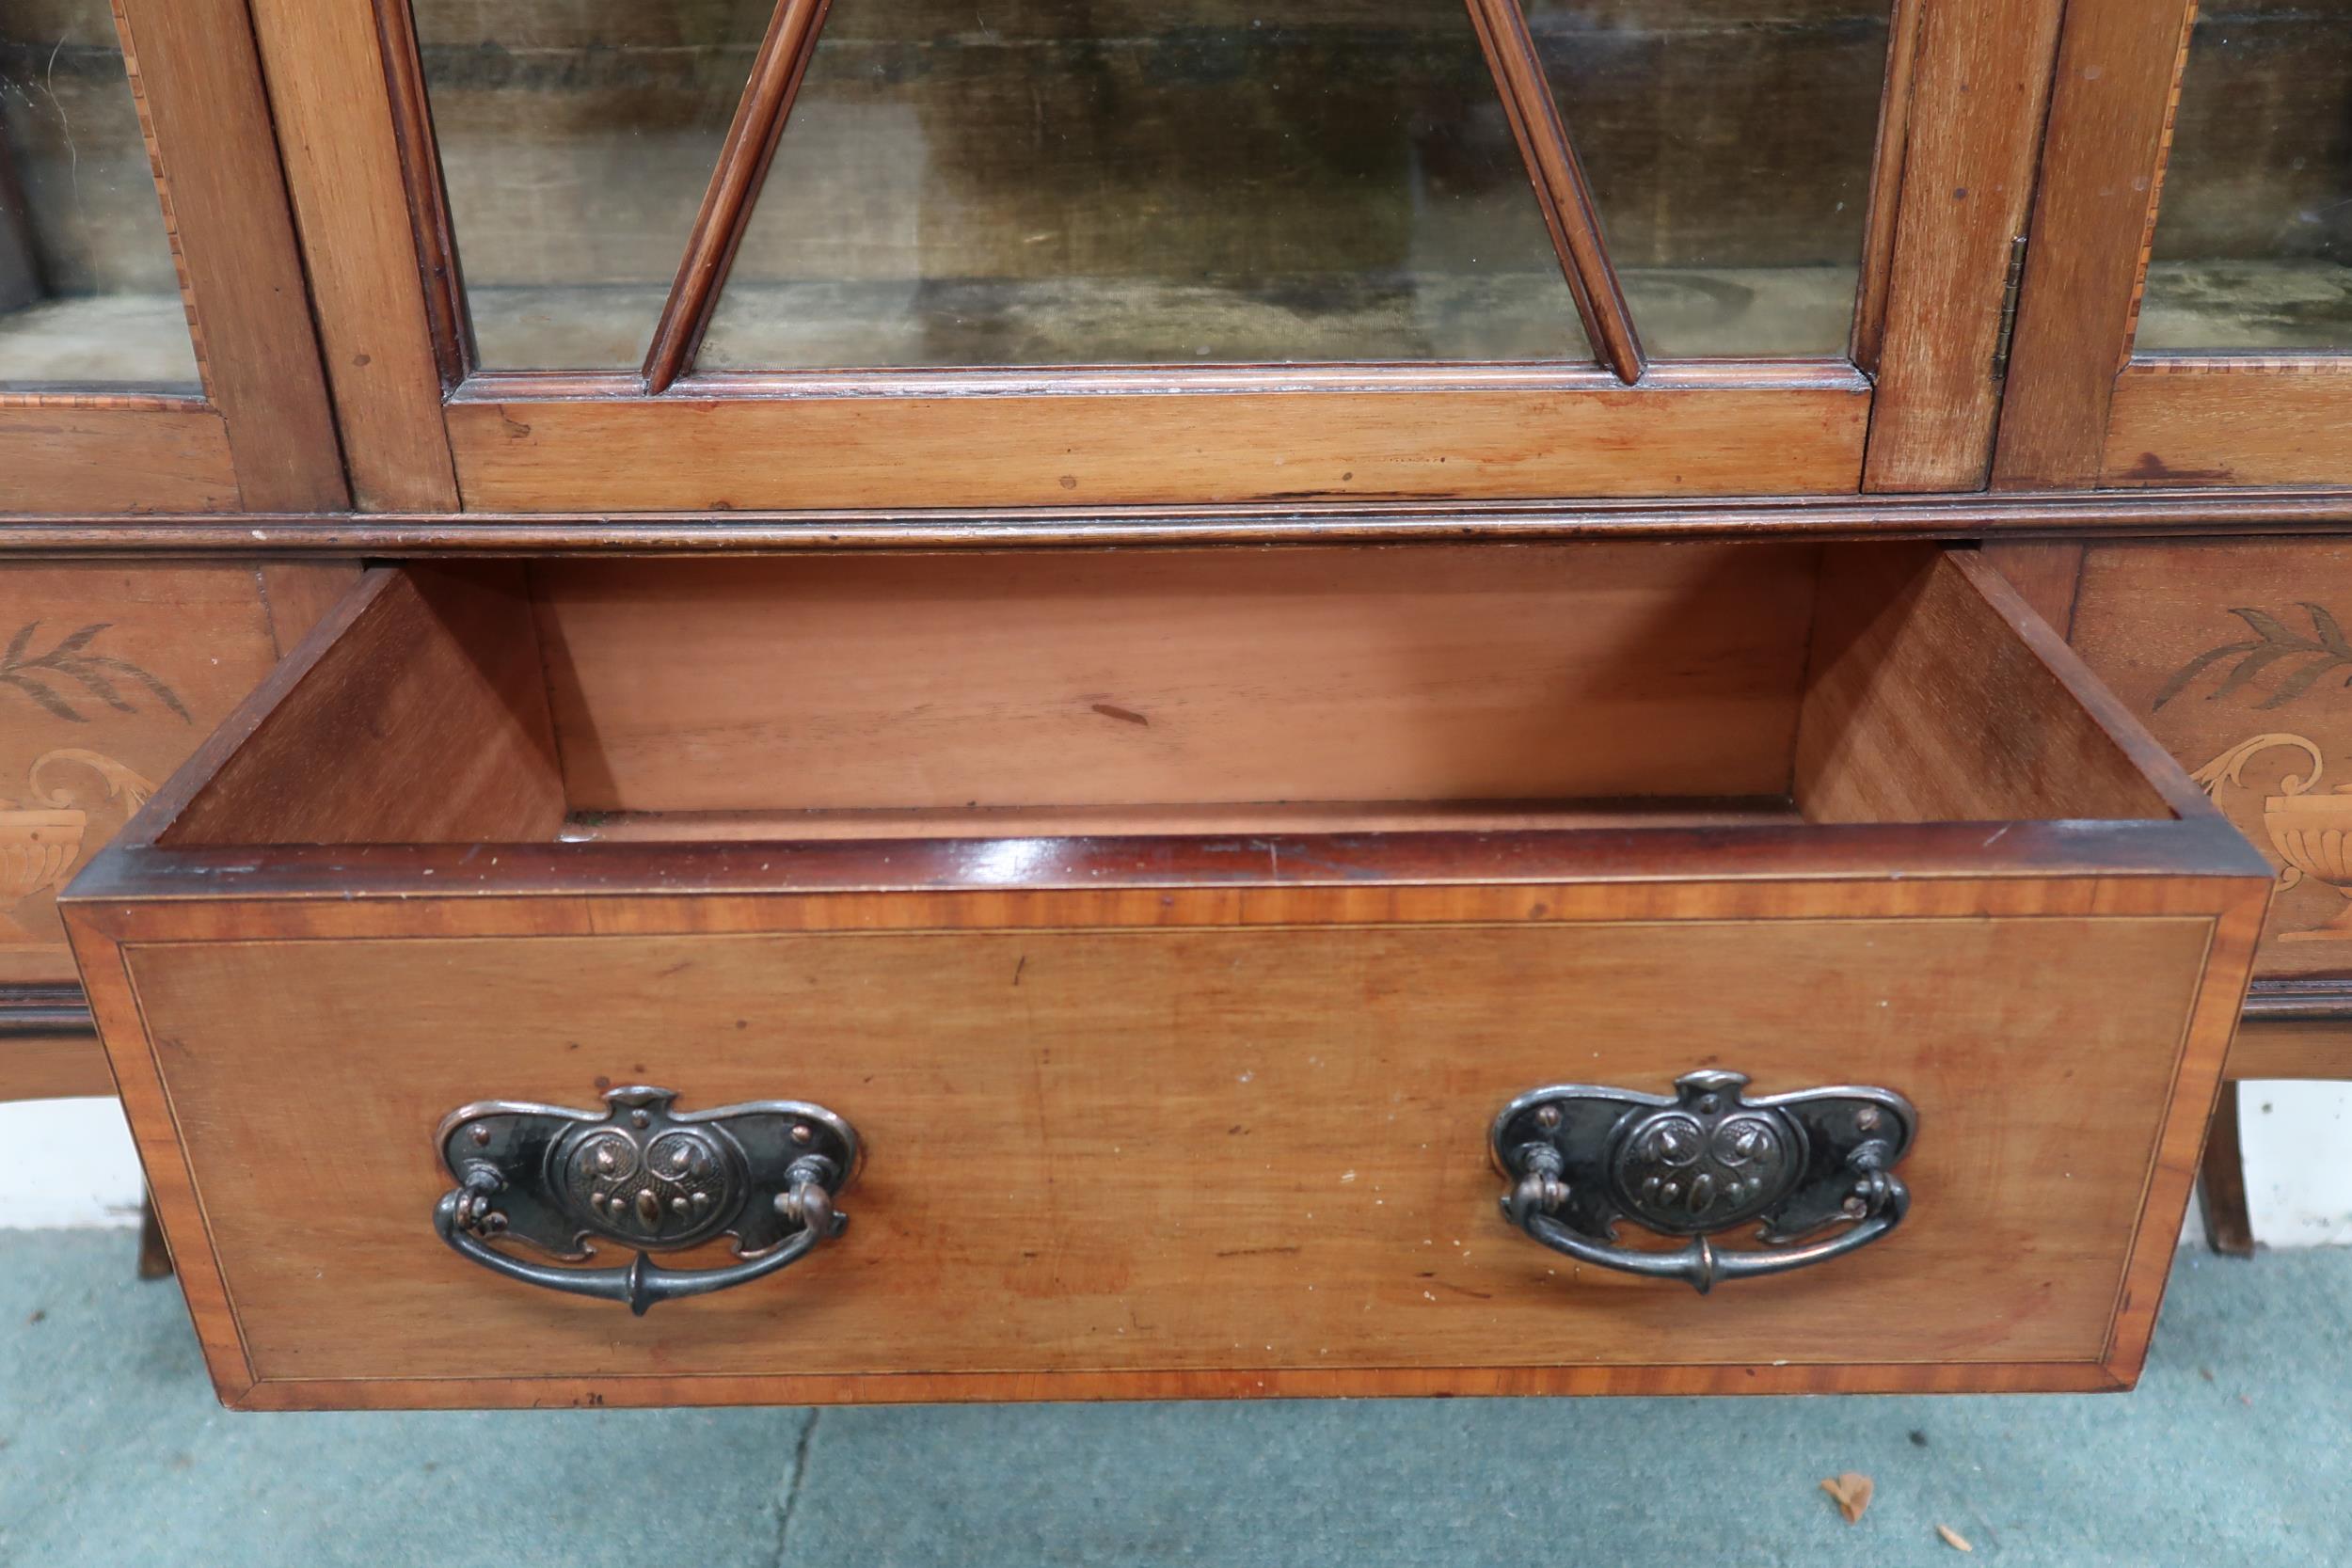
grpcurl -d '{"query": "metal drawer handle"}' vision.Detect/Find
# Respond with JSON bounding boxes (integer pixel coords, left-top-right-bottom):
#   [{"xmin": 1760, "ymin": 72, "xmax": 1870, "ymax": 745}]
[
  {"xmin": 1490, "ymin": 1069, "xmax": 1914, "ymax": 1294},
  {"xmin": 432, "ymin": 1085, "xmax": 859, "ymax": 1316}
]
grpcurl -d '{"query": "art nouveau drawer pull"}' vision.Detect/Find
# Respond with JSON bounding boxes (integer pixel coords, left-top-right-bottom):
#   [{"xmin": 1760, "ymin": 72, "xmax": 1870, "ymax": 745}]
[
  {"xmin": 432, "ymin": 1086, "xmax": 859, "ymax": 1316},
  {"xmin": 1490, "ymin": 1069, "xmax": 1914, "ymax": 1294}
]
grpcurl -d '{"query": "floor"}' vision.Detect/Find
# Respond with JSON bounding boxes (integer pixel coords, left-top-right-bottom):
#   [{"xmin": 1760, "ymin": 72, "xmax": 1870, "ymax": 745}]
[{"xmin": 1, "ymin": 1232, "xmax": 2345, "ymax": 1566}]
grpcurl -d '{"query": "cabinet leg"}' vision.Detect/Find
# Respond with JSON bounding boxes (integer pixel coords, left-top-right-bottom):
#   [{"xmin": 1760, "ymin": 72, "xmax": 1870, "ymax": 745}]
[
  {"xmin": 2197, "ymin": 1083, "xmax": 2256, "ymax": 1258},
  {"xmin": 136, "ymin": 1193, "xmax": 174, "ymax": 1279}
]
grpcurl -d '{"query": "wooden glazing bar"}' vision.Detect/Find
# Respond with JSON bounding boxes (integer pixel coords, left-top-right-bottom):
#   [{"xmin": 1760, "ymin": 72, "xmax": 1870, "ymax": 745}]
[
  {"xmin": 373, "ymin": 0, "xmax": 471, "ymax": 384},
  {"xmin": 1850, "ymin": 0, "xmax": 1925, "ymax": 373},
  {"xmin": 640, "ymin": 0, "xmax": 837, "ymax": 395},
  {"xmin": 1461, "ymin": 0, "xmax": 1644, "ymax": 384}
]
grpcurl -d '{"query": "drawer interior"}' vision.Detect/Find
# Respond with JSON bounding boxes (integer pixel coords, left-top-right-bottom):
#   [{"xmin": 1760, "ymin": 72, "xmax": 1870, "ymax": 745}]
[{"xmin": 154, "ymin": 541, "xmax": 2185, "ymax": 851}]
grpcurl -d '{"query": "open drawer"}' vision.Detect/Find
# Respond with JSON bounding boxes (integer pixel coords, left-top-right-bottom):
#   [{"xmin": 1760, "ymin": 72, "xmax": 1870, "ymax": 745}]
[{"xmin": 63, "ymin": 544, "xmax": 2267, "ymax": 1410}]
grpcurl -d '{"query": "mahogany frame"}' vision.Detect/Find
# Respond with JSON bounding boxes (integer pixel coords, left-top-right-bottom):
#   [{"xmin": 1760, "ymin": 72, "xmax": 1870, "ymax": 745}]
[
  {"xmin": 1994, "ymin": 0, "xmax": 2352, "ymax": 491},
  {"xmin": 0, "ymin": 0, "xmax": 343, "ymax": 515}
]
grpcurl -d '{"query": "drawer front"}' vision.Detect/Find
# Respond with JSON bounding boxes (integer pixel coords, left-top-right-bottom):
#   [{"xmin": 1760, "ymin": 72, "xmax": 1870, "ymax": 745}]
[{"xmin": 94, "ymin": 886, "xmax": 2234, "ymax": 1407}]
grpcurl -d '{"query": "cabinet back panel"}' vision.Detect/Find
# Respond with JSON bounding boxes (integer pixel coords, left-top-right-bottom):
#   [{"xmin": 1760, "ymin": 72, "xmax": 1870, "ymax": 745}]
[{"xmin": 529, "ymin": 544, "xmax": 1823, "ymax": 814}]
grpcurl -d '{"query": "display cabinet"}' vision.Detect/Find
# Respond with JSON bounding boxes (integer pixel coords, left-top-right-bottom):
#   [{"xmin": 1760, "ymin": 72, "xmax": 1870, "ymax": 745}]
[{"xmin": 3, "ymin": 0, "xmax": 2351, "ymax": 1406}]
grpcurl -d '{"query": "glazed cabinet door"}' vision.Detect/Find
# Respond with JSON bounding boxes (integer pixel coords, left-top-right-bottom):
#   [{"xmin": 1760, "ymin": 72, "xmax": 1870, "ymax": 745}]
[
  {"xmin": 253, "ymin": 0, "xmax": 2058, "ymax": 511},
  {"xmin": 1996, "ymin": 0, "xmax": 2352, "ymax": 489},
  {"xmin": 0, "ymin": 0, "xmax": 342, "ymax": 514}
]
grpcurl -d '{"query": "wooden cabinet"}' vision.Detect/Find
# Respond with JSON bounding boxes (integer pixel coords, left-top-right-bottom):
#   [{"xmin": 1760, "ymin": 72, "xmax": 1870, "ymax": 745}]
[{"xmin": 8, "ymin": 0, "xmax": 2352, "ymax": 1408}]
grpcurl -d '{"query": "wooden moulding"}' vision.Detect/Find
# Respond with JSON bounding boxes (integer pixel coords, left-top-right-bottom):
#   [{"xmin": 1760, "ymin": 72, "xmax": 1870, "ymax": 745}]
[
  {"xmin": 371, "ymin": 0, "xmax": 469, "ymax": 385},
  {"xmin": 17, "ymin": 488, "xmax": 2352, "ymax": 553},
  {"xmin": 2227, "ymin": 1018, "xmax": 2352, "ymax": 1083},
  {"xmin": 61, "ymin": 546, "xmax": 2270, "ymax": 1407},
  {"xmin": 0, "ymin": 987, "xmax": 109, "ymax": 1101},
  {"xmin": 1848, "ymin": 0, "xmax": 1924, "ymax": 374}
]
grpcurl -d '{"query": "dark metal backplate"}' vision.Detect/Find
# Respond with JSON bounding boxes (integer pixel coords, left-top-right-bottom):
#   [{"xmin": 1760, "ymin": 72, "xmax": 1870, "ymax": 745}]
[
  {"xmin": 1490, "ymin": 1069, "xmax": 1916, "ymax": 1246},
  {"xmin": 436, "ymin": 1085, "xmax": 860, "ymax": 1262}
]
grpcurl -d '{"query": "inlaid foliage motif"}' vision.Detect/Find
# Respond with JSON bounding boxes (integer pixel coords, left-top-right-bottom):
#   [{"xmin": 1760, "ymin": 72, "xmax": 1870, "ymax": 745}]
[
  {"xmin": 0, "ymin": 621, "xmax": 190, "ymax": 725},
  {"xmin": 0, "ymin": 570, "xmax": 294, "ymax": 977},
  {"xmin": 2066, "ymin": 546, "xmax": 2352, "ymax": 974},
  {"xmin": 2154, "ymin": 603, "xmax": 2352, "ymax": 711}
]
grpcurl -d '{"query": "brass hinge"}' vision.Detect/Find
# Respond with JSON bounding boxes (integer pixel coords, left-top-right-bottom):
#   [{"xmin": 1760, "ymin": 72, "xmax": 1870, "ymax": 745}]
[{"xmin": 1992, "ymin": 232, "xmax": 2028, "ymax": 380}]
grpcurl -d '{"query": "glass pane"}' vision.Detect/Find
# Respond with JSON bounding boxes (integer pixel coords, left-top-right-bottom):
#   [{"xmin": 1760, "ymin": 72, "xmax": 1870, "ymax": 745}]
[
  {"xmin": 2140, "ymin": 1, "xmax": 2352, "ymax": 354},
  {"xmin": 411, "ymin": 0, "xmax": 776, "ymax": 370},
  {"xmin": 698, "ymin": 0, "xmax": 1590, "ymax": 370},
  {"xmin": 1525, "ymin": 0, "xmax": 1892, "ymax": 358},
  {"xmin": 0, "ymin": 0, "xmax": 199, "ymax": 390}
]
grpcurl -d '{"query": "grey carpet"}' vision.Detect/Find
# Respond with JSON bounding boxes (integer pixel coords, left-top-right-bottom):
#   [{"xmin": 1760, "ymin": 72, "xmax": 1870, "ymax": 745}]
[{"xmin": 1, "ymin": 1230, "xmax": 2344, "ymax": 1566}]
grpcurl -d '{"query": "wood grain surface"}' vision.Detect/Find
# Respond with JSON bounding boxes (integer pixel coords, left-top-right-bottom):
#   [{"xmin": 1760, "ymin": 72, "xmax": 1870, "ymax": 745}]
[
  {"xmin": 1797, "ymin": 547, "xmax": 2180, "ymax": 823},
  {"xmin": 532, "ymin": 545, "xmax": 1821, "ymax": 815},
  {"xmin": 1863, "ymin": 0, "xmax": 2067, "ymax": 490},
  {"xmin": 246, "ymin": 0, "xmax": 457, "ymax": 509},
  {"xmin": 0, "ymin": 1029, "xmax": 114, "ymax": 1101},
  {"xmin": 16, "ymin": 489, "xmax": 2352, "ymax": 556},
  {"xmin": 119, "ymin": 908, "xmax": 2214, "ymax": 1399},
  {"xmin": 2102, "ymin": 362, "xmax": 2352, "ymax": 488},
  {"xmin": 1990, "ymin": 0, "xmax": 2198, "ymax": 489},
  {"xmin": 162, "ymin": 566, "xmax": 561, "ymax": 847},
  {"xmin": 2226, "ymin": 1019, "xmax": 2352, "ymax": 1081},
  {"xmin": 444, "ymin": 373, "xmax": 1870, "ymax": 510},
  {"xmin": 0, "ymin": 405, "xmax": 237, "ymax": 515}
]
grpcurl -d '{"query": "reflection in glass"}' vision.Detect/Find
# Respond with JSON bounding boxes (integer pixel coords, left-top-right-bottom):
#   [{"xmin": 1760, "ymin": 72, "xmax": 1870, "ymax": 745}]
[
  {"xmin": 411, "ymin": 0, "xmax": 776, "ymax": 370},
  {"xmin": 0, "ymin": 0, "xmax": 199, "ymax": 389},
  {"xmin": 2141, "ymin": 2, "xmax": 2352, "ymax": 353},
  {"xmin": 698, "ymin": 0, "xmax": 1590, "ymax": 370},
  {"xmin": 1525, "ymin": 0, "xmax": 1892, "ymax": 357}
]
